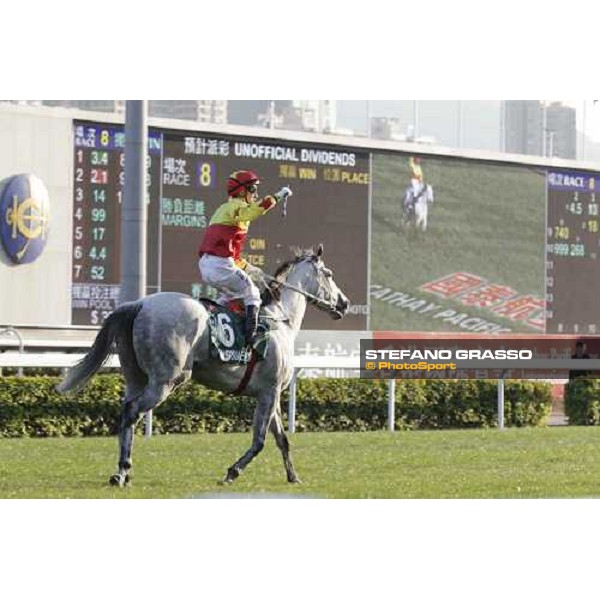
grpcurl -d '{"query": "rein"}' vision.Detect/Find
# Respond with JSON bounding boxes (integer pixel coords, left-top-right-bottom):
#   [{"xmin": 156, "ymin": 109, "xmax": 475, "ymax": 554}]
[
  {"xmin": 234, "ymin": 350, "xmax": 259, "ymax": 394},
  {"xmin": 261, "ymin": 270, "xmax": 338, "ymax": 314}
]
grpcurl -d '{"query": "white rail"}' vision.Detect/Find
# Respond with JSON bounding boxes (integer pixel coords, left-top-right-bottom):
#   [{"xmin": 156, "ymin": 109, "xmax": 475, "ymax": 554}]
[{"xmin": 0, "ymin": 352, "xmax": 118, "ymax": 368}]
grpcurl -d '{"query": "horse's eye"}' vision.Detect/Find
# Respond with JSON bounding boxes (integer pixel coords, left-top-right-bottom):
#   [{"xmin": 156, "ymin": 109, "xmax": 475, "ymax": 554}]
[{"xmin": 323, "ymin": 268, "xmax": 333, "ymax": 278}]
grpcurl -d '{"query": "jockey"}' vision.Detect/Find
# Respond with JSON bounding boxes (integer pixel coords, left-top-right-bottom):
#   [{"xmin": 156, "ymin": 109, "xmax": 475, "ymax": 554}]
[
  {"xmin": 198, "ymin": 169, "xmax": 292, "ymax": 346},
  {"xmin": 405, "ymin": 156, "xmax": 425, "ymax": 212}
]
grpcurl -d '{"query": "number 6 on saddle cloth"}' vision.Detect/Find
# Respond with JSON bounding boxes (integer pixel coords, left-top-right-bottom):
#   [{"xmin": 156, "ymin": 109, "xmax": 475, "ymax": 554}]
[{"xmin": 203, "ymin": 301, "xmax": 271, "ymax": 364}]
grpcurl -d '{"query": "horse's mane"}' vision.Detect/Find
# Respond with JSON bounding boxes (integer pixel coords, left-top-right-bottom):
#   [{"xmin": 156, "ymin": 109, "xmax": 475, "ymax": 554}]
[{"xmin": 261, "ymin": 247, "xmax": 316, "ymax": 307}]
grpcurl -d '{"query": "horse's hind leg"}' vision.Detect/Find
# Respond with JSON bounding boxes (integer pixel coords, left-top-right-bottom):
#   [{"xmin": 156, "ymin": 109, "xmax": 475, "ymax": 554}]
[
  {"xmin": 109, "ymin": 379, "xmax": 175, "ymax": 487},
  {"xmin": 270, "ymin": 407, "xmax": 300, "ymax": 483}
]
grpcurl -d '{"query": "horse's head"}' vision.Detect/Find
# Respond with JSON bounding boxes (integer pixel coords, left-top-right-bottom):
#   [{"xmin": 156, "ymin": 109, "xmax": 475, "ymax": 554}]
[
  {"xmin": 308, "ymin": 244, "xmax": 350, "ymax": 319},
  {"xmin": 275, "ymin": 244, "xmax": 350, "ymax": 320}
]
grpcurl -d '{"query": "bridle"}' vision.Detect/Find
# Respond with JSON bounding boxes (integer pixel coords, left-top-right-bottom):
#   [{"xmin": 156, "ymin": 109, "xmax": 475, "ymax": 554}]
[{"xmin": 262, "ymin": 257, "xmax": 341, "ymax": 318}]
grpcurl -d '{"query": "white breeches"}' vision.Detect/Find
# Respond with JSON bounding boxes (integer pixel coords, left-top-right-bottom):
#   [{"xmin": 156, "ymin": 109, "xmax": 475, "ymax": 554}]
[
  {"xmin": 198, "ymin": 254, "xmax": 261, "ymax": 307},
  {"xmin": 409, "ymin": 178, "xmax": 424, "ymax": 195},
  {"xmin": 404, "ymin": 179, "xmax": 424, "ymax": 210}
]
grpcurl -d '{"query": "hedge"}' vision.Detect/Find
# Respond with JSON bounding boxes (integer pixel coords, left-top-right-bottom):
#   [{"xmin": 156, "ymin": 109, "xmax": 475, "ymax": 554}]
[
  {"xmin": 0, "ymin": 375, "xmax": 553, "ymax": 438},
  {"xmin": 292, "ymin": 378, "xmax": 552, "ymax": 432},
  {"xmin": 564, "ymin": 379, "xmax": 600, "ymax": 425}
]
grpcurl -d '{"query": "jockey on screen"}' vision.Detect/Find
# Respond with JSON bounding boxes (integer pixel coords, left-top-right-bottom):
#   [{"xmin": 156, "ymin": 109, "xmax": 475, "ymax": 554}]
[
  {"xmin": 198, "ymin": 169, "xmax": 292, "ymax": 347},
  {"xmin": 404, "ymin": 156, "xmax": 426, "ymax": 212}
]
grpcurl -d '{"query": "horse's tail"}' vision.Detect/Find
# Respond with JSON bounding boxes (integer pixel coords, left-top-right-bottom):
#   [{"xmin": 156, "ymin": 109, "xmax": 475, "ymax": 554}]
[{"xmin": 56, "ymin": 302, "xmax": 142, "ymax": 394}]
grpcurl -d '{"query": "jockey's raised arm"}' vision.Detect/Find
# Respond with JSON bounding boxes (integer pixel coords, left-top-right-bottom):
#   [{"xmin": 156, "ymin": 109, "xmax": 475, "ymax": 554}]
[
  {"xmin": 409, "ymin": 156, "xmax": 424, "ymax": 183},
  {"xmin": 405, "ymin": 156, "xmax": 425, "ymax": 212},
  {"xmin": 197, "ymin": 169, "xmax": 292, "ymax": 346}
]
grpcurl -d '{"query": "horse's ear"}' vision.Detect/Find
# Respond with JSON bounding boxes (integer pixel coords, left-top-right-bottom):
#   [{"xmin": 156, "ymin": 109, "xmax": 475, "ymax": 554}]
[{"xmin": 316, "ymin": 244, "xmax": 324, "ymax": 258}]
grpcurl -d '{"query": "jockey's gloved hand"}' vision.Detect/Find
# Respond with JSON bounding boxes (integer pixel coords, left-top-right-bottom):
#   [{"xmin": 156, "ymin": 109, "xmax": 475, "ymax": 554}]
[{"xmin": 274, "ymin": 186, "xmax": 293, "ymax": 203}]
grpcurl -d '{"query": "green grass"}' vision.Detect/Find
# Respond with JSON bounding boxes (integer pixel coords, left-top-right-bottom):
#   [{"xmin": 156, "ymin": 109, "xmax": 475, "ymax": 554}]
[
  {"xmin": 371, "ymin": 155, "xmax": 547, "ymax": 331},
  {"xmin": 2, "ymin": 427, "xmax": 600, "ymax": 498}
]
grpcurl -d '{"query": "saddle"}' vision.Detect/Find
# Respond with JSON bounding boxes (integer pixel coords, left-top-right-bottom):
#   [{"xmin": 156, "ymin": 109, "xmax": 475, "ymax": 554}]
[{"xmin": 199, "ymin": 298, "xmax": 271, "ymax": 365}]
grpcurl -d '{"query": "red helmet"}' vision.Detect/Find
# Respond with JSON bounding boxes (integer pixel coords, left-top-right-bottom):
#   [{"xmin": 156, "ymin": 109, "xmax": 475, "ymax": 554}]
[{"xmin": 227, "ymin": 170, "xmax": 260, "ymax": 197}]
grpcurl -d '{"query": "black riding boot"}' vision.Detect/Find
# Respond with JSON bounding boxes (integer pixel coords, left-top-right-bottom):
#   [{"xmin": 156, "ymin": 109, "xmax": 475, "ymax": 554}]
[{"xmin": 244, "ymin": 304, "xmax": 260, "ymax": 347}]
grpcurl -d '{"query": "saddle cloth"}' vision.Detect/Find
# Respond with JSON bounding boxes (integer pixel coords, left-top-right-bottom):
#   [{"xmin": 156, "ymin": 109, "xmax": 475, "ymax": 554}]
[{"xmin": 199, "ymin": 299, "xmax": 271, "ymax": 365}]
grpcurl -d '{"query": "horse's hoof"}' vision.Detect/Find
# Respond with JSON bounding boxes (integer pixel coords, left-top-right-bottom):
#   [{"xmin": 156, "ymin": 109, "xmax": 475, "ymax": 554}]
[
  {"xmin": 288, "ymin": 477, "xmax": 302, "ymax": 485},
  {"xmin": 220, "ymin": 466, "xmax": 240, "ymax": 485},
  {"xmin": 108, "ymin": 473, "xmax": 130, "ymax": 487}
]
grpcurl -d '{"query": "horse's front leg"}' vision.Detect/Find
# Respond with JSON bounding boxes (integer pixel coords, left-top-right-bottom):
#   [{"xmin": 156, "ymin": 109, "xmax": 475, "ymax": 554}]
[
  {"xmin": 270, "ymin": 405, "xmax": 300, "ymax": 483},
  {"xmin": 221, "ymin": 389, "xmax": 277, "ymax": 484}
]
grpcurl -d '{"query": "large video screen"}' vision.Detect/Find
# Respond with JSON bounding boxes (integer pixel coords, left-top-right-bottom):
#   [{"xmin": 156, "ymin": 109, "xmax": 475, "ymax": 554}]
[
  {"xmin": 369, "ymin": 153, "xmax": 547, "ymax": 334},
  {"xmin": 71, "ymin": 120, "xmax": 600, "ymax": 335},
  {"xmin": 546, "ymin": 170, "xmax": 600, "ymax": 334}
]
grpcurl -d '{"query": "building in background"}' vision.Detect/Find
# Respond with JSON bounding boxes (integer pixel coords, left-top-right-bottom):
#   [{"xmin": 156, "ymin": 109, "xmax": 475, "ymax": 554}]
[
  {"xmin": 227, "ymin": 100, "xmax": 337, "ymax": 132},
  {"xmin": 504, "ymin": 100, "xmax": 576, "ymax": 159},
  {"xmin": 149, "ymin": 101, "xmax": 196, "ymax": 120},
  {"xmin": 4, "ymin": 100, "xmax": 228, "ymax": 124},
  {"xmin": 227, "ymin": 100, "xmax": 290, "ymax": 127},
  {"xmin": 1, "ymin": 99, "xmax": 589, "ymax": 160},
  {"xmin": 197, "ymin": 100, "xmax": 227, "ymax": 124},
  {"xmin": 148, "ymin": 100, "xmax": 227, "ymax": 124},
  {"xmin": 545, "ymin": 102, "xmax": 577, "ymax": 158},
  {"xmin": 227, "ymin": 100, "xmax": 267, "ymax": 126},
  {"xmin": 40, "ymin": 100, "xmax": 124, "ymax": 113},
  {"xmin": 289, "ymin": 100, "xmax": 336, "ymax": 132},
  {"xmin": 504, "ymin": 100, "xmax": 543, "ymax": 156},
  {"xmin": 336, "ymin": 100, "xmax": 502, "ymax": 151},
  {"xmin": 336, "ymin": 100, "xmax": 580, "ymax": 159}
]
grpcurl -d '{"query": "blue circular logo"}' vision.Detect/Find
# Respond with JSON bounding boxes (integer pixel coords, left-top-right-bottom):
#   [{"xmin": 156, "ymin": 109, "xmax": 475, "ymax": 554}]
[{"xmin": 0, "ymin": 174, "xmax": 50, "ymax": 264}]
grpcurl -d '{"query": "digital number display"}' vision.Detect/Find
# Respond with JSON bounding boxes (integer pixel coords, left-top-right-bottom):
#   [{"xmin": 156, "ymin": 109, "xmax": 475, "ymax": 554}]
[
  {"xmin": 71, "ymin": 123, "xmax": 162, "ymax": 325},
  {"xmin": 546, "ymin": 170, "xmax": 600, "ymax": 333},
  {"xmin": 71, "ymin": 121, "xmax": 370, "ymax": 329}
]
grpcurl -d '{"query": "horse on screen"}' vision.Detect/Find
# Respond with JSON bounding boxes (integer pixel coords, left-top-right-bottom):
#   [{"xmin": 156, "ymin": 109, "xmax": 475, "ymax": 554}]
[{"xmin": 402, "ymin": 184, "xmax": 434, "ymax": 232}]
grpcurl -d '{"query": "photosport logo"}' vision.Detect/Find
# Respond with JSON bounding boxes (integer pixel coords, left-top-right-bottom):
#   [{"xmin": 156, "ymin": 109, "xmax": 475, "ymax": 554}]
[
  {"xmin": 360, "ymin": 338, "xmax": 600, "ymax": 380},
  {"xmin": 0, "ymin": 174, "xmax": 50, "ymax": 264}
]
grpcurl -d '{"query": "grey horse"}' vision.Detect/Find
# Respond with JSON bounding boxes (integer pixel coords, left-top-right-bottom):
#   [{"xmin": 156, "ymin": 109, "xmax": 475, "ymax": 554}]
[
  {"xmin": 57, "ymin": 245, "xmax": 350, "ymax": 486},
  {"xmin": 402, "ymin": 183, "xmax": 434, "ymax": 232}
]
